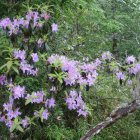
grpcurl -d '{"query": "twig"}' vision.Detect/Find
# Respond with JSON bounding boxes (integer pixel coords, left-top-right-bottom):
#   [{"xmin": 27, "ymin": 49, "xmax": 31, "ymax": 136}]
[{"xmin": 80, "ymin": 100, "xmax": 140, "ymax": 140}]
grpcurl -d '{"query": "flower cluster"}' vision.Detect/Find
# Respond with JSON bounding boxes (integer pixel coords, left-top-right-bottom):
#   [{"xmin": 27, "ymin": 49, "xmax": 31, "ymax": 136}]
[
  {"xmin": 66, "ymin": 90, "xmax": 88, "ymax": 117},
  {"xmin": 47, "ymin": 54, "xmax": 99, "ymax": 86},
  {"xmin": 20, "ymin": 61, "xmax": 38, "ymax": 76},
  {"xmin": 13, "ymin": 49, "xmax": 39, "ymax": 76},
  {"xmin": 0, "ymin": 11, "xmax": 57, "ymax": 36},
  {"xmin": 0, "ymin": 83, "xmax": 57, "ymax": 130},
  {"xmin": 112, "ymin": 55, "xmax": 140, "ymax": 84},
  {"xmin": 0, "ymin": 97, "xmax": 23, "ymax": 128}
]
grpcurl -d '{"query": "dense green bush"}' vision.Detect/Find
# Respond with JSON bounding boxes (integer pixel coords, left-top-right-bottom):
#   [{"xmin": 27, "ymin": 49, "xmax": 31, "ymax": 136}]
[{"xmin": 0, "ymin": 1, "xmax": 140, "ymax": 140}]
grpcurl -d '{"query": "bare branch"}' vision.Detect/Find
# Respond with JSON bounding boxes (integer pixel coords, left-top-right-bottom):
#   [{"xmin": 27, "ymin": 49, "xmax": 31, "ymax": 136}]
[{"xmin": 80, "ymin": 100, "xmax": 140, "ymax": 140}]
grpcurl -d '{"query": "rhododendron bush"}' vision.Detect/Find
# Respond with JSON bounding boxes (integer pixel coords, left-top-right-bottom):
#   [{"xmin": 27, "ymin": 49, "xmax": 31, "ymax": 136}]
[{"xmin": 0, "ymin": 11, "xmax": 140, "ymax": 138}]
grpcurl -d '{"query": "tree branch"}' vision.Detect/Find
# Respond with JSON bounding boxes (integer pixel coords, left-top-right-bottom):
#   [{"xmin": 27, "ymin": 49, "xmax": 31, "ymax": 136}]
[{"xmin": 80, "ymin": 100, "xmax": 140, "ymax": 140}]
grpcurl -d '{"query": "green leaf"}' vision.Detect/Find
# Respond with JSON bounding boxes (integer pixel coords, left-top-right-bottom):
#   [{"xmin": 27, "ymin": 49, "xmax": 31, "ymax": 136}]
[
  {"xmin": 48, "ymin": 73, "xmax": 57, "ymax": 77},
  {"xmin": 6, "ymin": 61, "xmax": 13, "ymax": 72},
  {"xmin": 10, "ymin": 124, "xmax": 16, "ymax": 132},
  {"xmin": 0, "ymin": 63, "xmax": 7, "ymax": 70},
  {"xmin": 13, "ymin": 61, "xmax": 20, "ymax": 66},
  {"xmin": 12, "ymin": 66, "xmax": 19, "ymax": 74},
  {"xmin": 17, "ymin": 125, "xmax": 24, "ymax": 132},
  {"xmin": 39, "ymin": 107, "xmax": 44, "ymax": 122},
  {"xmin": 10, "ymin": 118, "xmax": 18, "ymax": 132},
  {"xmin": 58, "ymin": 77, "xmax": 63, "ymax": 84},
  {"xmin": 25, "ymin": 98, "xmax": 33, "ymax": 105}
]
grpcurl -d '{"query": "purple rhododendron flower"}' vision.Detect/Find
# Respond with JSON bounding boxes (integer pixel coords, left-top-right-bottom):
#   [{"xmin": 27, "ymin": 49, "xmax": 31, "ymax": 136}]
[
  {"xmin": 0, "ymin": 75, "xmax": 6, "ymax": 85},
  {"xmin": 13, "ymin": 85, "xmax": 25, "ymax": 99},
  {"xmin": 14, "ymin": 49, "xmax": 26, "ymax": 61},
  {"xmin": 3, "ymin": 102, "xmax": 12, "ymax": 111},
  {"xmin": 33, "ymin": 91, "xmax": 44, "ymax": 103},
  {"xmin": 129, "ymin": 64, "xmax": 140, "ymax": 75},
  {"xmin": 80, "ymin": 63, "xmax": 98, "ymax": 86},
  {"xmin": 81, "ymin": 63, "xmax": 96, "ymax": 73},
  {"xmin": 17, "ymin": 18, "xmax": 24, "ymax": 25},
  {"xmin": 26, "ymin": 11, "xmax": 39, "ymax": 23},
  {"xmin": 42, "ymin": 109, "xmax": 49, "ymax": 120},
  {"xmin": 64, "ymin": 68, "xmax": 79, "ymax": 86},
  {"xmin": 9, "ymin": 97, "xmax": 14, "ymax": 104},
  {"xmin": 116, "ymin": 72, "xmax": 126, "ymax": 80},
  {"xmin": 65, "ymin": 90, "xmax": 88, "ymax": 117},
  {"xmin": 66, "ymin": 90, "xmax": 78, "ymax": 110},
  {"xmin": 0, "ymin": 115, "xmax": 6, "ymax": 122},
  {"xmin": 45, "ymin": 98, "xmax": 55, "ymax": 108},
  {"xmin": 63, "ymin": 61, "xmax": 80, "ymax": 85},
  {"xmin": 66, "ymin": 97, "xmax": 76, "ymax": 110},
  {"xmin": 21, "ymin": 117, "xmax": 29, "ymax": 128},
  {"xmin": 5, "ymin": 120, "xmax": 13, "ymax": 128},
  {"xmin": 102, "ymin": 51, "xmax": 112, "ymax": 61},
  {"xmin": 22, "ymin": 20, "xmax": 29, "ymax": 28},
  {"xmin": 13, "ymin": 19, "xmax": 20, "ymax": 28},
  {"xmin": 127, "ymin": 80, "xmax": 132, "ymax": 85},
  {"xmin": 0, "ymin": 18, "xmax": 12, "ymax": 29},
  {"xmin": 7, "ymin": 108, "xmax": 21, "ymax": 119},
  {"xmin": 3, "ymin": 97, "xmax": 14, "ymax": 111},
  {"xmin": 9, "ymin": 26, "xmax": 19, "ymax": 35},
  {"xmin": 31, "ymin": 53, "xmax": 39, "ymax": 62},
  {"xmin": 77, "ymin": 76, "xmax": 87, "ymax": 85},
  {"xmin": 26, "ymin": 91, "xmax": 45, "ymax": 104},
  {"xmin": 94, "ymin": 58, "xmax": 101, "ymax": 67},
  {"xmin": 51, "ymin": 23, "xmax": 58, "ymax": 32},
  {"xmin": 87, "ymin": 73, "xmax": 96, "ymax": 86},
  {"xmin": 126, "ymin": 55, "xmax": 135, "ymax": 64},
  {"xmin": 77, "ymin": 109, "xmax": 88, "ymax": 117},
  {"xmin": 41, "ymin": 12, "xmax": 50, "ymax": 20},
  {"xmin": 47, "ymin": 54, "xmax": 61, "ymax": 64},
  {"xmin": 20, "ymin": 61, "xmax": 38, "ymax": 76}
]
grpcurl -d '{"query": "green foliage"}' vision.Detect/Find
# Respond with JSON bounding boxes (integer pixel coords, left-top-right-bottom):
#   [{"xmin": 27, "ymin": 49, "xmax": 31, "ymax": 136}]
[{"xmin": 0, "ymin": 0, "xmax": 140, "ymax": 140}]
